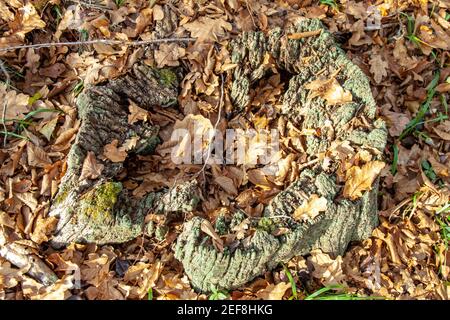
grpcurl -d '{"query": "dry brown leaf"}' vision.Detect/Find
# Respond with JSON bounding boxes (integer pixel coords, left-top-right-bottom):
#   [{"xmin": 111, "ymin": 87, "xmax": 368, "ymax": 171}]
[
  {"xmin": 128, "ymin": 101, "xmax": 148, "ymax": 124},
  {"xmin": 247, "ymin": 169, "xmax": 272, "ymax": 190},
  {"xmin": 383, "ymin": 110, "xmax": 410, "ymax": 137},
  {"xmin": 184, "ymin": 16, "xmax": 232, "ymax": 42},
  {"xmin": 293, "ymin": 194, "xmax": 328, "ymax": 221},
  {"xmin": 305, "ymin": 77, "xmax": 352, "ymax": 105},
  {"xmin": 9, "ymin": 3, "xmax": 46, "ymax": 38},
  {"xmin": 0, "ymin": 84, "xmax": 29, "ymax": 123},
  {"xmin": 214, "ymin": 176, "xmax": 238, "ymax": 195},
  {"xmin": 103, "ymin": 139, "xmax": 128, "ymax": 163},
  {"xmin": 15, "ymin": 192, "xmax": 38, "ymax": 211},
  {"xmin": 369, "ymin": 53, "xmax": 388, "ymax": 84},
  {"xmin": 343, "ymin": 161, "xmax": 385, "ymax": 200},
  {"xmin": 287, "ymin": 29, "xmax": 322, "ymax": 39},
  {"xmin": 154, "ymin": 43, "xmax": 186, "ymax": 68},
  {"xmin": 27, "ymin": 142, "xmax": 51, "ymax": 168},
  {"xmin": 200, "ymin": 219, "xmax": 224, "ymax": 252},
  {"xmin": 256, "ymin": 282, "xmax": 291, "ymax": 300},
  {"xmin": 79, "ymin": 151, "xmax": 104, "ymax": 181},
  {"xmin": 308, "ymin": 249, "xmax": 346, "ymax": 286},
  {"xmin": 30, "ymin": 216, "xmax": 58, "ymax": 244}
]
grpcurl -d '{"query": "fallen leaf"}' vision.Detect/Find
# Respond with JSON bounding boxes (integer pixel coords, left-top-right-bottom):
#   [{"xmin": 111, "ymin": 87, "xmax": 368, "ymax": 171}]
[
  {"xmin": 257, "ymin": 282, "xmax": 291, "ymax": 300},
  {"xmin": 27, "ymin": 142, "xmax": 51, "ymax": 168},
  {"xmin": 128, "ymin": 101, "xmax": 148, "ymax": 124},
  {"xmin": 30, "ymin": 216, "xmax": 58, "ymax": 244},
  {"xmin": 9, "ymin": 3, "xmax": 46, "ymax": 38},
  {"xmin": 103, "ymin": 139, "xmax": 127, "ymax": 163},
  {"xmin": 293, "ymin": 194, "xmax": 328, "ymax": 221},
  {"xmin": 15, "ymin": 192, "xmax": 38, "ymax": 211},
  {"xmin": 184, "ymin": 16, "xmax": 232, "ymax": 42},
  {"xmin": 214, "ymin": 176, "xmax": 238, "ymax": 195},
  {"xmin": 308, "ymin": 249, "xmax": 346, "ymax": 286},
  {"xmin": 287, "ymin": 29, "xmax": 322, "ymax": 39},
  {"xmin": 154, "ymin": 43, "xmax": 186, "ymax": 68},
  {"xmin": 369, "ymin": 53, "xmax": 388, "ymax": 84},
  {"xmin": 305, "ymin": 77, "xmax": 352, "ymax": 105},
  {"xmin": 343, "ymin": 161, "xmax": 385, "ymax": 200},
  {"xmin": 200, "ymin": 219, "xmax": 224, "ymax": 252},
  {"xmin": 39, "ymin": 117, "xmax": 58, "ymax": 141},
  {"xmin": 79, "ymin": 151, "xmax": 104, "ymax": 181},
  {"xmin": 0, "ymin": 84, "xmax": 30, "ymax": 123}
]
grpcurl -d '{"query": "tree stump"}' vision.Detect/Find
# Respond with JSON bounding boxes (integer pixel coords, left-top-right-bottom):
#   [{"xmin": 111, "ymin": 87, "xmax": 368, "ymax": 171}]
[
  {"xmin": 49, "ymin": 64, "xmax": 199, "ymax": 247},
  {"xmin": 173, "ymin": 18, "xmax": 387, "ymax": 292},
  {"xmin": 49, "ymin": 18, "xmax": 387, "ymax": 293}
]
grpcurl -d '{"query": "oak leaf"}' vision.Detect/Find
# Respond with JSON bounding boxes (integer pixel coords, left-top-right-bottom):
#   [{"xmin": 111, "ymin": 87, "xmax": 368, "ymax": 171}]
[
  {"xmin": 343, "ymin": 160, "xmax": 385, "ymax": 200},
  {"xmin": 293, "ymin": 194, "xmax": 328, "ymax": 221},
  {"xmin": 128, "ymin": 101, "xmax": 148, "ymax": 124},
  {"xmin": 369, "ymin": 54, "xmax": 388, "ymax": 84},
  {"xmin": 184, "ymin": 16, "xmax": 232, "ymax": 42}
]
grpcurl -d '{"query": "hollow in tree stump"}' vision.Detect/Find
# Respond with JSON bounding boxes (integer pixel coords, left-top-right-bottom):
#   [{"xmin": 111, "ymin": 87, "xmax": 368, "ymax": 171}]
[
  {"xmin": 49, "ymin": 18, "xmax": 387, "ymax": 293},
  {"xmin": 173, "ymin": 18, "xmax": 387, "ymax": 292}
]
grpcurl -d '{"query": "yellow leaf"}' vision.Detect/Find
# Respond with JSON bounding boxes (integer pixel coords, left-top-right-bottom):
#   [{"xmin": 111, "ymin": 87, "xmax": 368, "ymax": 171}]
[
  {"xmin": 293, "ymin": 194, "xmax": 328, "ymax": 221},
  {"xmin": 343, "ymin": 160, "xmax": 385, "ymax": 200}
]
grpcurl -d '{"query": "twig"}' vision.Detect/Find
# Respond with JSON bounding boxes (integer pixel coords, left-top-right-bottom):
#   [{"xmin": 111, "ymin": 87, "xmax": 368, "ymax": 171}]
[
  {"xmin": 0, "ymin": 37, "xmax": 196, "ymax": 52},
  {"xmin": 0, "ymin": 60, "xmax": 11, "ymax": 147},
  {"xmin": 297, "ymin": 158, "xmax": 321, "ymax": 171}
]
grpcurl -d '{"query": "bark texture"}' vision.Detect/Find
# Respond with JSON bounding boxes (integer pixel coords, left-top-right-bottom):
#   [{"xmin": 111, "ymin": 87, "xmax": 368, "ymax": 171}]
[
  {"xmin": 49, "ymin": 18, "xmax": 387, "ymax": 293},
  {"xmin": 174, "ymin": 18, "xmax": 387, "ymax": 292},
  {"xmin": 49, "ymin": 64, "xmax": 199, "ymax": 247}
]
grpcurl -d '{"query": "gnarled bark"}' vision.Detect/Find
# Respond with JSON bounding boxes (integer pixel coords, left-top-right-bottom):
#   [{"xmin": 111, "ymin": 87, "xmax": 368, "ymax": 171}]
[
  {"xmin": 49, "ymin": 64, "xmax": 199, "ymax": 247},
  {"xmin": 174, "ymin": 18, "xmax": 387, "ymax": 292},
  {"xmin": 49, "ymin": 18, "xmax": 386, "ymax": 293}
]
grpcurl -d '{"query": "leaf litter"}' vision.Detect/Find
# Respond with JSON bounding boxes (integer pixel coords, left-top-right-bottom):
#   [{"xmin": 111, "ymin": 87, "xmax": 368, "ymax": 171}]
[{"xmin": 0, "ymin": 0, "xmax": 449, "ymax": 300}]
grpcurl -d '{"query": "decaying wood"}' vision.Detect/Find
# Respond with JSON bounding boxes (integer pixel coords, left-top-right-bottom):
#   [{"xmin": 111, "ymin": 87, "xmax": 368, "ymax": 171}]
[
  {"xmin": 49, "ymin": 64, "xmax": 199, "ymax": 247},
  {"xmin": 48, "ymin": 18, "xmax": 387, "ymax": 292},
  {"xmin": 174, "ymin": 18, "xmax": 387, "ymax": 292}
]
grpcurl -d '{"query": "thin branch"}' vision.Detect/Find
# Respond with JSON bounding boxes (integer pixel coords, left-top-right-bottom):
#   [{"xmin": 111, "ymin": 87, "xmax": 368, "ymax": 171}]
[
  {"xmin": 0, "ymin": 60, "xmax": 11, "ymax": 147},
  {"xmin": 0, "ymin": 37, "xmax": 196, "ymax": 52}
]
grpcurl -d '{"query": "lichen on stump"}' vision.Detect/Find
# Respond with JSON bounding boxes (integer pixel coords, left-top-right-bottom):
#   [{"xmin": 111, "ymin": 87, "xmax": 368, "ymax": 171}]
[
  {"xmin": 49, "ymin": 64, "xmax": 198, "ymax": 247},
  {"xmin": 174, "ymin": 18, "xmax": 387, "ymax": 292}
]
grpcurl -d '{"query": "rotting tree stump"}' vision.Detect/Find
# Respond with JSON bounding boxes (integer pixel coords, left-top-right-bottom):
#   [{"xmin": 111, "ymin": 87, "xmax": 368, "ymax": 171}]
[
  {"xmin": 49, "ymin": 18, "xmax": 387, "ymax": 292},
  {"xmin": 174, "ymin": 18, "xmax": 387, "ymax": 292},
  {"xmin": 49, "ymin": 64, "xmax": 199, "ymax": 247}
]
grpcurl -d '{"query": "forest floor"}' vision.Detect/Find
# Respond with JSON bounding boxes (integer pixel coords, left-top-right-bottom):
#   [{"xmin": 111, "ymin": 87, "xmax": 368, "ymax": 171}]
[{"xmin": 0, "ymin": 0, "xmax": 449, "ymax": 300}]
